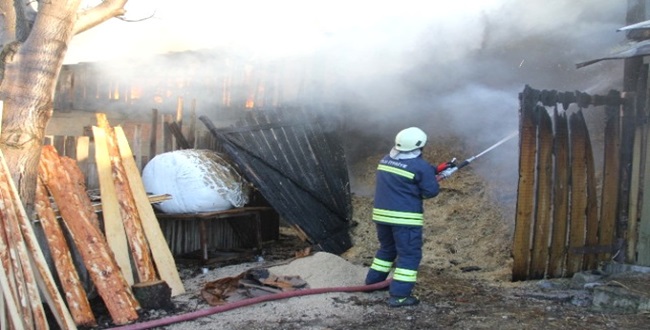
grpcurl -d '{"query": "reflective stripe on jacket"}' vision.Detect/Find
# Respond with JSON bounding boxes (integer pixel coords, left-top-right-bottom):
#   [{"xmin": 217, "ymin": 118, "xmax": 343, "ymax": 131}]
[{"xmin": 372, "ymin": 154, "xmax": 439, "ymax": 226}]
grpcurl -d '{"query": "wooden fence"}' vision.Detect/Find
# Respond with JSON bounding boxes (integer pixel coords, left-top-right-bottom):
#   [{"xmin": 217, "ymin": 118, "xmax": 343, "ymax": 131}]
[{"xmin": 511, "ymin": 85, "xmax": 650, "ymax": 280}]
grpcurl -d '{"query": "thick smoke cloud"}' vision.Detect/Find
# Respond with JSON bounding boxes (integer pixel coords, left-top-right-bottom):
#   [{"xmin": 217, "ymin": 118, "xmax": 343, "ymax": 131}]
[{"xmin": 66, "ymin": 1, "xmax": 630, "ymax": 198}]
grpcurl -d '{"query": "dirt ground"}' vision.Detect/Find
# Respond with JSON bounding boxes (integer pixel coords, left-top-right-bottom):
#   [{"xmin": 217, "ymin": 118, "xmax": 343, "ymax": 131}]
[{"xmin": 87, "ymin": 137, "xmax": 650, "ymax": 330}]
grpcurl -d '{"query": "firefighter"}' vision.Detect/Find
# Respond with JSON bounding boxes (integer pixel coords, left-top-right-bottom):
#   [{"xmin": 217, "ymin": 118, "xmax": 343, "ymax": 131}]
[{"xmin": 365, "ymin": 126, "xmax": 455, "ymax": 307}]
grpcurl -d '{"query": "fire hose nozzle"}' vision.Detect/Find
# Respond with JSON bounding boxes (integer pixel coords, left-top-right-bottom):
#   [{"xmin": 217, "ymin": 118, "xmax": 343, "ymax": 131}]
[
  {"xmin": 438, "ymin": 167, "xmax": 458, "ymax": 180},
  {"xmin": 435, "ymin": 130, "xmax": 518, "ymax": 182}
]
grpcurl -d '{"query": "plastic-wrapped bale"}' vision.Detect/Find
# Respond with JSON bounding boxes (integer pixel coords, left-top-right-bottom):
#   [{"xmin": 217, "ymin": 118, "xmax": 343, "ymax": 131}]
[{"xmin": 142, "ymin": 149, "xmax": 250, "ymax": 213}]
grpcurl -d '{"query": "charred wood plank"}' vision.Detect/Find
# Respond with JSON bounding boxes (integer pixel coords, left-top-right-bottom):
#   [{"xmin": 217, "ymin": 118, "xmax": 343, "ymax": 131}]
[
  {"xmin": 570, "ymin": 243, "xmax": 620, "ymax": 255},
  {"xmin": 637, "ymin": 94, "xmax": 650, "ymax": 265},
  {"xmin": 567, "ymin": 112, "xmax": 588, "ymax": 276},
  {"xmin": 583, "ymin": 110, "xmax": 600, "ymax": 270},
  {"xmin": 150, "ymin": 108, "xmax": 159, "ymax": 162},
  {"xmin": 530, "ymin": 107, "xmax": 553, "ymax": 279},
  {"xmin": 53, "ymin": 135, "xmax": 65, "ymax": 155},
  {"xmin": 132, "ymin": 124, "xmax": 143, "ymax": 170},
  {"xmin": 548, "ymin": 109, "xmax": 569, "ymax": 278},
  {"xmin": 512, "ymin": 86, "xmax": 538, "ymax": 281},
  {"xmin": 64, "ymin": 136, "xmax": 77, "ymax": 159},
  {"xmin": 168, "ymin": 121, "xmax": 191, "ymax": 150},
  {"xmin": 199, "ymin": 112, "xmax": 352, "ymax": 254},
  {"xmin": 599, "ymin": 105, "xmax": 621, "ymax": 262},
  {"xmin": 627, "ymin": 66, "xmax": 647, "ymax": 263},
  {"xmin": 616, "ymin": 92, "xmax": 637, "ymax": 262},
  {"xmin": 293, "ymin": 107, "xmax": 351, "ymax": 221},
  {"xmin": 188, "ymin": 100, "xmax": 197, "ymax": 148},
  {"xmin": 163, "ymin": 114, "xmax": 173, "ymax": 152},
  {"xmin": 132, "ymin": 279, "xmax": 172, "ymax": 310}
]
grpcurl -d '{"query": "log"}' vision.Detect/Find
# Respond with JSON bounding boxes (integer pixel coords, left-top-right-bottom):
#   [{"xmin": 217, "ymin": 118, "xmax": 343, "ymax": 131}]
[
  {"xmin": 40, "ymin": 145, "xmax": 140, "ymax": 325},
  {"xmin": 51, "ymin": 194, "xmax": 171, "ymax": 218},
  {"xmin": 97, "ymin": 113, "xmax": 158, "ymax": 283},
  {"xmin": 0, "ymin": 251, "xmax": 24, "ymax": 330},
  {"xmin": 63, "ymin": 155, "xmax": 101, "ymax": 229},
  {"xmin": 132, "ymin": 280, "xmax": 172, "ymax": 310},
  {"xmin": 115, "ymin": 126, "xmax": 185, "ymax": 296},
  {"xmin": 1, "ymin": 160, "xmax": 78, "ymax": 329},
  {"xmin": 0, "ymin": 101, "xmax": 69, "ymax": 329},
  {"xmin": 0, "ymin": 165, "xmax": 47, "ymax": 329},
  {"xmin": 0, "ymin": 208, "xmax": 28, "ymax": 330},
  {"xmin": 35, "ymin": 178, "xmax": 97, "ymax": 327}
]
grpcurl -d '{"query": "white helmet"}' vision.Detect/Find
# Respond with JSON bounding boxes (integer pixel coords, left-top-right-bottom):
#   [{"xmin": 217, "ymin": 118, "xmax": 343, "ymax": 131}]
[{"xmin": 395, "ymin": 127, "xmax": 427, "ymax": 151}]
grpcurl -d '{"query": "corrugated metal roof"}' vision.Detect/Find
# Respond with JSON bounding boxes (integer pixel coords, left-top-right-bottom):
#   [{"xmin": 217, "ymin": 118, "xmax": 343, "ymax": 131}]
[
  {"xmin": 576, "ymin": 39, "xmax": 650, "ymax": 68},
  {"xmin": 576, "ymin": 19, "xmax": 650, "ymax": 69}
]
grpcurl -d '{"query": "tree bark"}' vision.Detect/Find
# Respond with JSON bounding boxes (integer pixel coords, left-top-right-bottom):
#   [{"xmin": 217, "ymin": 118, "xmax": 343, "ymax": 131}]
[
  {"xmin": 0, "ymin": 0, "xmax": 128, "ymax": 214},
  {"xmin": 1, "ymin": 2, "xmax": 80, "ymax": 213}
]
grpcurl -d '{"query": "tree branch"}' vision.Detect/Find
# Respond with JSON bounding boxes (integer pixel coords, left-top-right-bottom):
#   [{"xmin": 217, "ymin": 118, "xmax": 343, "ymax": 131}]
[
  {"xmin": 0, "ymin": 0, "xmax": 18, "ymax": 42},
  {"xmin": 73, "ymin": 0, "xmax": 129, "ymax": 35}
]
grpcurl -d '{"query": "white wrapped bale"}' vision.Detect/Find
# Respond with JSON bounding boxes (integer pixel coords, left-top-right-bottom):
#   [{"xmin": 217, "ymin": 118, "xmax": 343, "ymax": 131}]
[{"xmin": 142, "ymin": 149, "xmax": 250, "ymax": 213}]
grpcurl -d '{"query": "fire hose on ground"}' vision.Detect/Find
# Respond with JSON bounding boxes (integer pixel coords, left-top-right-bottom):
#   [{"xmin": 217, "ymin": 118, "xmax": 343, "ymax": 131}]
[{"xmin": 108, "ymin": 279, "xmax": 391, "ymax": 330}]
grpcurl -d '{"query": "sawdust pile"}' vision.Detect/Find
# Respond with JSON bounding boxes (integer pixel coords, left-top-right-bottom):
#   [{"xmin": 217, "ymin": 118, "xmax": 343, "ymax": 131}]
[
  {"xmin": 342, "ymin": 135, "xmax": 514, "ymax": 282},
  {"xmin": 269, "ymin": 252, "xmax": 368, "ymax": 287}
]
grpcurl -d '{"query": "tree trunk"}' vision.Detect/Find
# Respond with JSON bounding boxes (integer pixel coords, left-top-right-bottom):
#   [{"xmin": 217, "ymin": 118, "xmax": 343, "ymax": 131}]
[{"xmin": 0, "ymin": 2, "xmax": 80, "ymax": 214}]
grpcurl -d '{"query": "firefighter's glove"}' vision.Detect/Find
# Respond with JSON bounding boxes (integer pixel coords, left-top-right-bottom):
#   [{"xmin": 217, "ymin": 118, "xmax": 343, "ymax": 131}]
[{"xmin": 436, "ymin": 158, "xmax": 457, "ymax": 173}]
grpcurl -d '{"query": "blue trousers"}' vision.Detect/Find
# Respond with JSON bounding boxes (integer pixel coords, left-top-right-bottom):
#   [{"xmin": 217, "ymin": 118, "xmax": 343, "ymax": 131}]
[{"xmin": 365, "ymin": 222, "xmax": 423, "ymax": 297}]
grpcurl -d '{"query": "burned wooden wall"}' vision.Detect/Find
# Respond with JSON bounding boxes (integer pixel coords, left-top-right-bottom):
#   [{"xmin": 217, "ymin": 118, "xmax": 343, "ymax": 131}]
[
  {"xmin": 55, "ymin": 50, "xmax": 327, "ymax": 115},
  {"xmin": 511, "ymin": 85, "xmax": 650, "ymax": 280},
  {"xmin": 200, "ymin": 107, "xmax": 353, "ymax": 255}
]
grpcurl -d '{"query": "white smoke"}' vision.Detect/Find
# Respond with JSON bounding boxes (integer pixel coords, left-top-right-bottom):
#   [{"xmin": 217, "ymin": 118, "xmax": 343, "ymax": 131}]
[{"xmin": 66, "ymin": 0, "xmax": 630, "ymax": 199}]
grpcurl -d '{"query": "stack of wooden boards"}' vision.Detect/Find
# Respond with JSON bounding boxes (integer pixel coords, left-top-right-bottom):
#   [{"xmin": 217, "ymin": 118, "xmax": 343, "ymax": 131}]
[{"xmin": 1, "ymin": 113, "xmax": 184, "ymax": 329}]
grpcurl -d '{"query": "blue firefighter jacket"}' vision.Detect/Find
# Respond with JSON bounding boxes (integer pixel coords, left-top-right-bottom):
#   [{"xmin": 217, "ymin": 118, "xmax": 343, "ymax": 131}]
[{"xmin": 372, "ymin": 153, "xmax": 439, "ymax": 226}]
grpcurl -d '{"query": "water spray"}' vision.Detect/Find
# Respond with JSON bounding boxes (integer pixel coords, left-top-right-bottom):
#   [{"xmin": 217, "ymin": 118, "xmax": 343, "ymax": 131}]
[{"xmin": 437, "ymin": 130, "xmax": 519, "ymax": 181}]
